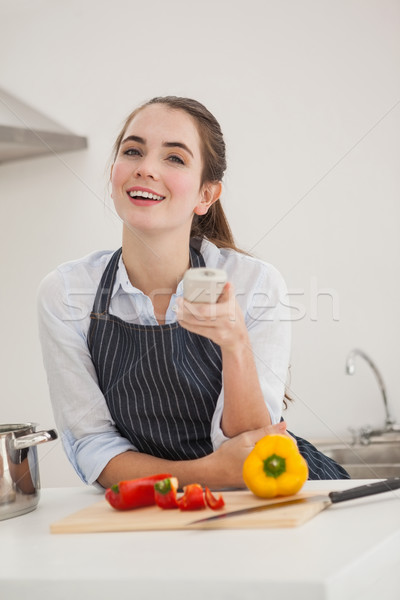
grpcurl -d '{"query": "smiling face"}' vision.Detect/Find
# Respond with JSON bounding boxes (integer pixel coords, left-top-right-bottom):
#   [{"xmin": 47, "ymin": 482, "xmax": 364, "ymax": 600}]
[{"xmin": 111, "ymin": 104, "xmax": 220, "ymax": 240}]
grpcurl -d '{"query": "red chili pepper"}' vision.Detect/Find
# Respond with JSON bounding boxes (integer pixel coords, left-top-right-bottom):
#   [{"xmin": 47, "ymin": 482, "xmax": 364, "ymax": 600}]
[
  {"xmin": 204, "ymin": 487, "xmax": 225, "ymax": 510},
  {"xmin": 154, "ymin": 477, "xmax": 180, "ymax": 509},
  {"xmin": 177, "ymin": 483, "xmax": 206, "ymax": 511},
  {"xmin": 105, "ymin": 473, "xmax": 172, "ymax": 511}
]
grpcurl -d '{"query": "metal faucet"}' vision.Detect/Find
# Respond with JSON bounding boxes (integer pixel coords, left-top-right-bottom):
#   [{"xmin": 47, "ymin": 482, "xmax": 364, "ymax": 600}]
[{"xmin": 345, "ymin": 348, "xmax": 399, "ymax": 444}]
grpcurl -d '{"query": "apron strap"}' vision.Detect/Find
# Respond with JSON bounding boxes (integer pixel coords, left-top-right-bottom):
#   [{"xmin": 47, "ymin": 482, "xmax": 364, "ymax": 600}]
[
  {"xmin": 189, "ymin": 238, "xmax": 205, "ymax": 268},
  {"xmin": 92, "ymin": 239, "xmax": 206, "ymax": 315},
  {"xmin": 91, "ymin": 248, "xmax": 122, "ymax": 315}
]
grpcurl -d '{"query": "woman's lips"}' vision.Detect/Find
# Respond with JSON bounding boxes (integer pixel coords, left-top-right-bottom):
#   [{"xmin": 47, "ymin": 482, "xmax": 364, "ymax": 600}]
[
  {"xmin": 126, "ymin": 187, "xmax": 165, "ymax": 206},
  {"xmin": 127, "ymin": 195, "xmax": 164, "ymax": 207}
]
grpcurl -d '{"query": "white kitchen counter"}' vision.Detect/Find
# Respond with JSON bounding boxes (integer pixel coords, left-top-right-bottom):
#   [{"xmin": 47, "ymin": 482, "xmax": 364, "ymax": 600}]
[{"xmin": 1, "ymin": 480, "xmax": 400, "ymax": 600}]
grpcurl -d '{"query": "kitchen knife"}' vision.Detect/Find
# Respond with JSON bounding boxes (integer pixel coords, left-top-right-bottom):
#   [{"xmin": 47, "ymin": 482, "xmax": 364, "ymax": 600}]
[{"xmin": 189, "ymin": 478, "xmax": 400, "ymax": 525}]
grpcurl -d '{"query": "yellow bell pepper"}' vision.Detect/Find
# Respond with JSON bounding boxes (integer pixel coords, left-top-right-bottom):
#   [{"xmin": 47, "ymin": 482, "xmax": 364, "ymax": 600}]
[{"xmin": 242, "ymin": 434, "xmax": 308, "ymax": 498}]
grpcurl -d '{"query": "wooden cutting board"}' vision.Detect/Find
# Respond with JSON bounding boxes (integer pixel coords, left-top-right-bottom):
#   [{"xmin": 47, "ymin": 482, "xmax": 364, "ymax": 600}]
[{"xmin": 50, "ymin": 490, "xmax": 328, "ymax": 533}]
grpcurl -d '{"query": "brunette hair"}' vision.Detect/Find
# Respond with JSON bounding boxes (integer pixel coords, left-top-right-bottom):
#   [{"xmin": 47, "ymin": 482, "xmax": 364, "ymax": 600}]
[{"xmin": 112, "ymin": 96, "xmax": 242, "ymax": 252}]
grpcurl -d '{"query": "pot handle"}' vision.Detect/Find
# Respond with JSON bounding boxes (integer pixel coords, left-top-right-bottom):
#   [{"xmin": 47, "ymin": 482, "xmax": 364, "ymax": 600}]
[{"xmin": 11, "ymin": 429, "xmax": 58, "ymax": 450}]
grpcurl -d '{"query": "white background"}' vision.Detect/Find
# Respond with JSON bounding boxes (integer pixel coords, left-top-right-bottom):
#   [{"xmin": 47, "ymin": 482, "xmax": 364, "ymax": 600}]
[{"xmin": 0, "ymin": 0, "xmax": 399, "ymax": 487}]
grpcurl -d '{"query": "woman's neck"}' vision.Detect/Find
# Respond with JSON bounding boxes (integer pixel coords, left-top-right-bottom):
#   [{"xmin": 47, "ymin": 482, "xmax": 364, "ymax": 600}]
[{"xmin": 121, "ymin": 225, "xmax": 192, "ymax": 300}]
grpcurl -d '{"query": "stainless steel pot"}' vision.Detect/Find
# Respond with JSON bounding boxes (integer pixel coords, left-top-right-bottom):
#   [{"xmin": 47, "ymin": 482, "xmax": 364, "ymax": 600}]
[{"xmin": 0, "ymin": 423, "xmax": 57, "ymax": 520}]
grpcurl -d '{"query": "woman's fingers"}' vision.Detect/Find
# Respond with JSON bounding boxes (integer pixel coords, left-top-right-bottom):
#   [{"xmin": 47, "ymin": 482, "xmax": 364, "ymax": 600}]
[
  {"xmin": 213, "ymin": 421, "xmax": 294, "ymax": 487},
  {"xmin": 177, "ymin": 282, "xmax": 235, "ymax": 322},
  {"xmin": 176, "ymin": 282, "xmax": 247, "ymax": 348},
  {"xmin": 242, "ymin": 421, "xmax": 287, "ymax": 446},
  {"xmin": 244, "ymin": 420, "xmax": 298, "ymax": 447},
  {"xmin": 216, "ymin": 281, "xmax": 232, "ymax": 304},
  {"xmin": 239, "ymin": 421, "xmax": 298, "ymax": 449}
]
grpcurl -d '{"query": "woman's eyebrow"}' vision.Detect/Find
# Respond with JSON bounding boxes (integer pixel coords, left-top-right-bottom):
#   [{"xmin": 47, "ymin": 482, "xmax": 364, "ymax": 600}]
[
  {"xmin": 163, "ymin": 141, "xmax": 194, "ymax": 158},
  {"xmin": 121, "ymin": 136, "xmax": 194, "ymax": 158},
  {"xmin": 121, "ymin": 135, "xmax": 145, "ymax": 145}
]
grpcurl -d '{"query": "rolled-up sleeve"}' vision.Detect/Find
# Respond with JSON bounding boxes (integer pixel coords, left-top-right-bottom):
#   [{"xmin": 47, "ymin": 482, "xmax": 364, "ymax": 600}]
[
  {"xmin": 246, "ymin": 262, "xmax": 292, "ymax": 424},
  {"xmin": 37, "ymin": 269, "xmax": 137, "ymax": 486}
]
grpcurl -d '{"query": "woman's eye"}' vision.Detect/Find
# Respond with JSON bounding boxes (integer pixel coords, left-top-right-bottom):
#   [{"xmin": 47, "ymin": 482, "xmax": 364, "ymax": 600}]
[
  {"xmin": 168, "ymin": 155, "xmax": 185, "ymax": 165},
  {"xmin": 124, "ymin": 148, "xmax": 141, "ymax": 157}
]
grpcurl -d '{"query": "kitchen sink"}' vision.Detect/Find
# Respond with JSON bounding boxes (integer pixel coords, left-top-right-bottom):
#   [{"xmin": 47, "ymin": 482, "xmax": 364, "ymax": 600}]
[{"xmin": 317, "ymin": 442, "xmax": 400, "ymax": 479}]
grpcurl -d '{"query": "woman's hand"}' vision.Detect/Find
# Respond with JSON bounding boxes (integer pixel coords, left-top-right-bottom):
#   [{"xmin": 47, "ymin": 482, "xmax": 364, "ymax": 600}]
[
  {"xmin": 209, "ymin": 420, "xmax": 293, "ymax": 488},
  {"xmin": 96, "ymin": 422, "xmax": 296, "ymax": 490},
  {"xmin": 177, "ymin": 282, "xmax": 246, "ymax": 351}
]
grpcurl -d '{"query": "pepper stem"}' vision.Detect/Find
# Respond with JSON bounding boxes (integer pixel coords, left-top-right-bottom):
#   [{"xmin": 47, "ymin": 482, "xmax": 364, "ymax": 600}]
[
  {"xmin": 263, "ymin": 454, "xmax": 286, "ymax": 478},
  {"xmin": 154, "ymin": 478, "xmax": 172, "ymax": 495}
]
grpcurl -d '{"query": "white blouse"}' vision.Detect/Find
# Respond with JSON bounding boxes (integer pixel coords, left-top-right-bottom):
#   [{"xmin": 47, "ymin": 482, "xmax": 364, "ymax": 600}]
[{"xmin": 37, "ymin": 239, "xmax": 291, "ymax": 485}]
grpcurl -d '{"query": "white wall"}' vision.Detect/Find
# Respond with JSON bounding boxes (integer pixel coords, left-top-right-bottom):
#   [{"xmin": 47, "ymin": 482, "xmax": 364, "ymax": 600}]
[{"xmin": 1, "ymin": 0, "xmax": 399, "ymax": 487}]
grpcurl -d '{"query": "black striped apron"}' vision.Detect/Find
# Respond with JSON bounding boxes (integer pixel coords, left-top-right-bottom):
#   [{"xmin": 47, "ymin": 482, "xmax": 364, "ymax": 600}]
[
  {"xmin": 87, "ymin": 244, "xmax": 350, "ymax": 479},
  {"xmin": 289, "ymin": 431, "xmax": 350, "ymax": 480},
  {"xmin": 87, "ymin": 245, "xmax": 222, "ymax": 461}
]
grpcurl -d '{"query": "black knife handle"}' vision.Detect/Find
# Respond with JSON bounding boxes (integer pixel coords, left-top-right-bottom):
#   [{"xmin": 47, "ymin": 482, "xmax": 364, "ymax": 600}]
[{"xmin": 328, "ymin": 478, "xmax": 400, "ymax": 504}]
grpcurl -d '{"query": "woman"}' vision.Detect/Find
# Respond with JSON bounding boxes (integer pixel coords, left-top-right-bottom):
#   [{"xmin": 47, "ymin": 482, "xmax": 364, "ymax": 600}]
[{"xmin": 38, "ymin": 96, "xmax": 348, "ymax": 489}]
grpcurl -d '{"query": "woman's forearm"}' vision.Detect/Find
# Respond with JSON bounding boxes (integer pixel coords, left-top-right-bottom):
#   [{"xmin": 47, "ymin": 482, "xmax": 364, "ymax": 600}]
[
  {"xmin": 177, "ymin": 284, "xmax": 272, "ymax": 439},
  {"xmin": 97, "ymin": 421, "xmax": 289, "ymax": 490},
  {"xmin": 220, "ymin": 331, "xmax": 271, "ymax": 438},
  {"xmin": 97, "ymin": 449, "xmax": 220, "ymax": 490}
]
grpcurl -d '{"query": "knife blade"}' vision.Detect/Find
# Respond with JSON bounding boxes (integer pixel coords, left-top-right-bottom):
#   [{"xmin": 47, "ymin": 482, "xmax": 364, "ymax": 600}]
[{"xmin": 189, "ymin": 478, "xmax": 400, "ymax": 525}]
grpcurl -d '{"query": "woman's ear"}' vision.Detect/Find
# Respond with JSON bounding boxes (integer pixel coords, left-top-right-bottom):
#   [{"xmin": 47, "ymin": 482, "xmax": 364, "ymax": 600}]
[{"xmin": 194, "ymin": 182, "xmax": 223, "ymax": 215}]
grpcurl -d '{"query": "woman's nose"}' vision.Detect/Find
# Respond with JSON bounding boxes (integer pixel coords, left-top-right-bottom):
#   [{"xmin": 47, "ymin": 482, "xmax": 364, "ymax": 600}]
[{"xmin": 134, "ymin": 155, "xmax": 158, "ymax": 180}]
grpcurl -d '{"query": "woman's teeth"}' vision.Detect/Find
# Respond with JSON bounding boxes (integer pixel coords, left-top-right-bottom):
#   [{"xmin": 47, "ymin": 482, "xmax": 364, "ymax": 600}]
[{"xmin": 128, "ymin": 190, "xmax": 164, "ymax": 200}]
